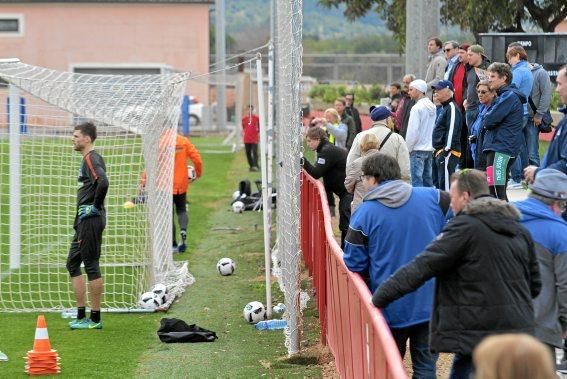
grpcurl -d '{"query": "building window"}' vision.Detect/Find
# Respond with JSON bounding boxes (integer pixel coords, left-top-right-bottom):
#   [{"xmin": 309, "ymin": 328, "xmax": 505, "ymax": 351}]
[{"xmin": 0, "ymin": 14, "xmax": 24, "ymax": 36}]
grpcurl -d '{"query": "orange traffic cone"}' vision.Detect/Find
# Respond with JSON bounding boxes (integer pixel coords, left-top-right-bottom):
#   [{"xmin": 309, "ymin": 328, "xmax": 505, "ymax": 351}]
[{"xmin": 25, "ymin": 315, "xmax": 60, "ymax": 375}]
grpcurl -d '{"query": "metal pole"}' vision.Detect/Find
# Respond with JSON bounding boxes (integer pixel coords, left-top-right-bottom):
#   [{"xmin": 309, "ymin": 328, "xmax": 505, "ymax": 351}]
[
  {"xmin": 215, "ymin": 0, "xmax": 227, "ymax": 131},
  {"xmin": 256, "ymin": 55, "xmax": 272, "ymax": 319},
  {"xmin": 9, "ymin": 84, "xmax": 21, "ymax": 269},
  {"xmin": 267, "ymin": 44, "xmax": 274, "ymax": 231}
]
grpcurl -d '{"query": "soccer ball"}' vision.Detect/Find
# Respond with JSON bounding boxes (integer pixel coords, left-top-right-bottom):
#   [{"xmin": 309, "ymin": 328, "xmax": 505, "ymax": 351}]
[
  {"xmin": 139, "ymin": 291, "xmax": 163, "ymax": 310},
  {"xmin": 232, "ymin": 190, "xmax": 241, "ymax": 201},
  {"xmin": 243, "ymin": 301, "xmax": 267, "ymax": 324},
  {"xmin": 123, "ymin": 200, "xmax": 135, "ymax": 209},
  {"xmin": 232, "ymin": 201, "xmax": 245, "ymax": 213},
  {"xmin": 217, "ymin": 257, "xmax": 235, "ymax": 276},
  {"xmin": 187, "ymin": 165, "xmax": 197, "ymax": 182},
  {"xmin": 152, "ymin": 283, "xmax": 168, "ymax": 304}
]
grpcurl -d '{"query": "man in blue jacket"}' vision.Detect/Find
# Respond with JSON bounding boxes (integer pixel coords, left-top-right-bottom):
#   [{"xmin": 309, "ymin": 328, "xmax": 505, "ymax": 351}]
[
  {"xmin": 507, "ymin": 44, "xmax": 535, "ymax": 188},
  {"xmin": 525, "ymin": 64, "xmax": 567, "ymax": 222},
  {"xmin": 515, "ymin": 169, "xmax": 567, "ymax": 368},
  {"xmin": 482, "ymin": 62, "xmax": 527, "ymax": 201},
  {"xmin": 343, "ymin": 152, "xmax": 450, "ymax": 379}
]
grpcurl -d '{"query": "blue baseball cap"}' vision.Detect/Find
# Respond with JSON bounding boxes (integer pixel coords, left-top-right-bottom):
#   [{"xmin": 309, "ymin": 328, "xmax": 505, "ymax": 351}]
[{"xmin": 431, "ymin": 80, "xmax": 454, "ymax": 91}]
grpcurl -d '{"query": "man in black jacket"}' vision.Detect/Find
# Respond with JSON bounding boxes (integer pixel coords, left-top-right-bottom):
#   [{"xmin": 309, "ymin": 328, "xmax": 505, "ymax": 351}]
[
  {"xmin": 372, "ymin": 169, "xmax": 541, "ymax": 379},
  {"xmin": 303, "ymin": 127, "xmax": 352, "ymax": 248},
  {"xmin": 344, "ymin": 92, "xmax": 362, "ymax": 135},
  {"xmin": 432, "ymin": 80, "xmax": 462, "ymax": 191}
]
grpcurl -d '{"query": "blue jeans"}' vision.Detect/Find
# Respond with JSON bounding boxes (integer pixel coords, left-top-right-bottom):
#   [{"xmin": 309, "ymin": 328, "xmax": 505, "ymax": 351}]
[
  {"xmin": 525, "ymin": 117, "xmax": 541, "ymax": 166},
  {"xmin": 449, "ymin": 353, "xmax": 473, "ymax": 379},
  {"xmin": 391, "ymin": 322, "xmax": 437, "ymax": 379},
  {"xmin": 511, "ymin": 116, "xmax": 529, "ymax": 182},
  {"xmin": 410, "ymin": 151, "xmax": 433, "ymax": 187}
]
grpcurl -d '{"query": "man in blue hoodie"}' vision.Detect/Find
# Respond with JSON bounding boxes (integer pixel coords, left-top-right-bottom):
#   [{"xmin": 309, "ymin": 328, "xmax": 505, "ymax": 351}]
[
  {"xmin": 507, "ymin": 44, "xmax": 534, "ymax": 188},
  {"xmin": 482, "ymin": 62, "xmax": 527, "ymax": 201},
  {"xmin": 343, "ymin": 152, "xmax": 450, "ymax": 379},
  {"xmin": 515, "ymin": 169, "xmax": 567, "ymax": 368}
]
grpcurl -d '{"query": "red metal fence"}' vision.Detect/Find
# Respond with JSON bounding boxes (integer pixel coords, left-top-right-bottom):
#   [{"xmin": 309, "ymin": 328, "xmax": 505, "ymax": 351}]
[{"xmin": 300, "ymin": 170, "xmax": 407, "ymax": 379}]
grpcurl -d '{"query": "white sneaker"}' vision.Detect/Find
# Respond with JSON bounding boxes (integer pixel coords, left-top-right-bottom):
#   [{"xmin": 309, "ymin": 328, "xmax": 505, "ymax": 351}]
[{"xmin": 507, "ymin": 181, "xmax": 523, "ymax": 190}]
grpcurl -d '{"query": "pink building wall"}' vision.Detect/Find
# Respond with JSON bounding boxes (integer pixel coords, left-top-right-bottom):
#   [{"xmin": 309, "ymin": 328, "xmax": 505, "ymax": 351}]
[{"xmin": 0, "ymin": 3, "xmax": 210, "ymax": 102}]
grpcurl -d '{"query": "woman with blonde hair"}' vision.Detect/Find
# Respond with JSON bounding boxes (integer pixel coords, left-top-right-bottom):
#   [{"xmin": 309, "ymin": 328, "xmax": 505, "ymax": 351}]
[
  {"xmin": 473, "ymin": 334, "xmax": 556, "ymax": 379},
  {"xmin": 344, "ymin": 133, "xmax": 379, "ymax": 212},
  {"xmin": 323, "ymin": 108, "xmax": 348, "ymax": 148}
]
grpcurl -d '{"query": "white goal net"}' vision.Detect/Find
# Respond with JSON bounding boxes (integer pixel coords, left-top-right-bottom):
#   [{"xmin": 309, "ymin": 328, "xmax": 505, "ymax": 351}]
[{"xmin": 0, "ymin": 59, "xmax": 194, "ymax": 312}]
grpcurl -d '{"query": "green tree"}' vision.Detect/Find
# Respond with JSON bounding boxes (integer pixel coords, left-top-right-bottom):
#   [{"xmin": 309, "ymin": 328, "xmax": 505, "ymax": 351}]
[{"xmin": 318, "ymin": 0, "xmax": 567, "ymax": 49}]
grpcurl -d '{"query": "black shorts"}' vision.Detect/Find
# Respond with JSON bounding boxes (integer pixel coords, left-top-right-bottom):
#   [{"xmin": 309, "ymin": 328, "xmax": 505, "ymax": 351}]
[
  {"xmin": 173, "ymin": 193, "xmax": 187, "ymax": 213},
  {"xmin": 66, "ymin": 216, "xmax": 106, "ymax": 281}
]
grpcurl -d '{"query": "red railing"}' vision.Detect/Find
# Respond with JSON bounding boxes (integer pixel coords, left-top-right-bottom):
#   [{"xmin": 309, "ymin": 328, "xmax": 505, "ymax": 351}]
[{"xmin": 300, "ymin": 170, "xmax": 407, "ymax": 379}]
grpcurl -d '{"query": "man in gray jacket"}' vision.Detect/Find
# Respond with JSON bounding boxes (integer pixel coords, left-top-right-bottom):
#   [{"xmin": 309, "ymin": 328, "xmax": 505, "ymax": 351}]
[
  {"xmin": 515, "ymin": 169, "xmax": 567, "ymax": 367},
  {"xmin": 425, "ymin": 37, "xmax": 448, "ymax": 97}
]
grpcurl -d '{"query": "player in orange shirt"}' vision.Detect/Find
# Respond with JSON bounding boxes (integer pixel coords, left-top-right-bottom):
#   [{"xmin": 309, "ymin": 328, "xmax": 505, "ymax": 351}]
[{"xmin": 172, "ymin": 134, "xmax": 202, "ymax": 253}]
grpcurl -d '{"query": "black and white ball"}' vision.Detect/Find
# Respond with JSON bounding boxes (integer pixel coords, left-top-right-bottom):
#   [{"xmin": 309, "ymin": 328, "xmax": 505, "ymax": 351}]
[
  {"xmin": 217, "ymin": 257, "xmax": 235, "ymax": 276},
  {"xmin": 152, "ymin": 283, "xmax": 168, "ymax": 304},
  {"xmin": 139, "ymin": 291, "xmax": 163, "ymax": 310},
  {"xmin": 243, "ymin": 301, "xmax": 267, "ymax": 324},
  {"xmin": 232, "ymin": 201, "xmax": 245, "ymax": 213},
  {"xmin": 232, "ymin": 190, "xmax": 241, "ymax": 201}
]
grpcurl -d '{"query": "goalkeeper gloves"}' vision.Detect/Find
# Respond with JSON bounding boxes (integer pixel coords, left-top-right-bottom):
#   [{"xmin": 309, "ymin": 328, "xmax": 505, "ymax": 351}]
[{"xmin": 78, "ymin": 205, "xmax": 100, "ymax": 220}]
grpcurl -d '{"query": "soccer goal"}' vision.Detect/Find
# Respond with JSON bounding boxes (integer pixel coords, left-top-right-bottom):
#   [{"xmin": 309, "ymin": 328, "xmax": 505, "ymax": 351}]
[{"xmin": 0, "ymin": 59, "xmax": 194, "ymax": 312}]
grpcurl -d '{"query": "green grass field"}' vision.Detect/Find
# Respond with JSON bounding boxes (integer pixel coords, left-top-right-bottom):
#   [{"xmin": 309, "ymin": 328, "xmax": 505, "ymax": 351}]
[{"xmin": 0, "ymin": 135, "xmax": 324, "ymax": 378}]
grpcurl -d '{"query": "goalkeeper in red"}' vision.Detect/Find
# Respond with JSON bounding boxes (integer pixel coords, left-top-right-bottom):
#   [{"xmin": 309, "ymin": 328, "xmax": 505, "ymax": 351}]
[{"xmin": 67, "ymin": 122, "xmax": 109, "ymax": 330}]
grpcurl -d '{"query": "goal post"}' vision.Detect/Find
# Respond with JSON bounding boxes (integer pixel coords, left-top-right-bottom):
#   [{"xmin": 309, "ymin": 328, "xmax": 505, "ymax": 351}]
[{"xmin": 0, "ymin": 59, "xmax": 194, "ymax": 312}]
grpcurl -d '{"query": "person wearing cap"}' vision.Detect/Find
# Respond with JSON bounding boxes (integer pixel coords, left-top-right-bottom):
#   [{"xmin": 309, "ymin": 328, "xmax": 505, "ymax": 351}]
[
  {"xmin": 344, "ymin": 152, "xmax": 451, "ymax": 379},
  {"xmin": 372, "ymin": 168, "xmax": 541, "ymax": 379},
  {"xmin": 347, "ymin": 105, "xmax": 410, "ymax": 180},
  {"xmin": 462, "ymin": 44, "xmax": 491, "ymax": 169},
  {"xmin": 431, "ymin": 80, "xmax": 463, "ymax": 191},
  {"xmin": 482, "ymin": 62, "xmax": 527, "ymax": 201},
  {"xmin": 302, "ymin": 126, "xmax": 352, "ymax": 248},
  {"xmin": 405, "ymin": 79, "xmax": 436, "ymax": 187},
  {"xmin": 507, "ymin": 43, "xmax": 535, "ymax": 189},
  {"xmin": 425, "ymin": 37, "xmax": 448, "ymax": 97},
  {"xmin": 443, "ymin": 41, "xmax": 460, "ymax": 81},
  {"xmin": 515, "ymin": 168, "xmax": 567, "ymax": 367}
]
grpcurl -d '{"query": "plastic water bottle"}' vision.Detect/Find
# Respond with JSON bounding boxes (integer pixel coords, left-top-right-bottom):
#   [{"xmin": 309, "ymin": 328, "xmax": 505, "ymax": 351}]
[
  {"xmin": 272, "ymin": 303, "xmax": 286, "ymax": 314},
  {"xmin": 255, "ymin": 319, "xmax": 287, "ymax": 330}
]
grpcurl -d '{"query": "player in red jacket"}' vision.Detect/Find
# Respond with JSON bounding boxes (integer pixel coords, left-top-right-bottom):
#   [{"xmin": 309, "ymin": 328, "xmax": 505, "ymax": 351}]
[{"xmin": 242, "ymin": 105, "xmax": 260, "ymax": 171}]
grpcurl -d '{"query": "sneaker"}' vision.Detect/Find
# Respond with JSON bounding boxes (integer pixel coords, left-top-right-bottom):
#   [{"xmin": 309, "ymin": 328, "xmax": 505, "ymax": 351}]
[
  {"xmin": 68, "ymin": 318, "xmax": 87, "ymax": 328},
  {"xmin": 178, "ymin": 243, "xmax": 186, "ymax": 253},
  {"xmin": 70, "ymin": 319, "xmax": 102, "ymax": 330},
  {"xmin": 172, "ymin": 244, "xmax": 178, "ymax": 253},
  {"xmin": 180, "ymin": 230, "xmax": 187, "ymax": 242}
]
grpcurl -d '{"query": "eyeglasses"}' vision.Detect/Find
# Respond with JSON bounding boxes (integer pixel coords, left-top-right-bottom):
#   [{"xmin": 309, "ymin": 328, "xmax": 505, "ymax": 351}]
[
  {"xmin": 477, "ymin": 90, "xmax": 489, "ymax": 95},
  {"xmin": 444, "ymin": 48, "xmax": 454, "ymax": 52}
]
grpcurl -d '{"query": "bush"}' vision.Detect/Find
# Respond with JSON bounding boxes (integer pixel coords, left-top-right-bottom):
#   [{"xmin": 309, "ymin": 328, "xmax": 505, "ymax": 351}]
[
  {"xmin": 309, "ymin": 83, "xmax": 384, "ymax": 106},
  {"xmin": 550, "ymin": 91, "xmax": 563, "ymax": 112}
]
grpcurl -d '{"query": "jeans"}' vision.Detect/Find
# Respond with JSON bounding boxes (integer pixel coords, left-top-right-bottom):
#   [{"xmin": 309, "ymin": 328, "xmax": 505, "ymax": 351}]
[
  {"xmin": 410, "ymin": 151, "xmax": 433, "ymax": 187},
  {"xmin": 449, "ymin": 353, "xmax": 473, "ymax": 379},
  {"xmin": 391, "ymin": 322, "xmax": 437, "ymax": 379},
  {"xmin": 525, "ymin": 118, "xmax": 541, "ymax": 166},
  {"xmin": 510, "ymin": 117, "xmax": 529, "ymax": 182}
]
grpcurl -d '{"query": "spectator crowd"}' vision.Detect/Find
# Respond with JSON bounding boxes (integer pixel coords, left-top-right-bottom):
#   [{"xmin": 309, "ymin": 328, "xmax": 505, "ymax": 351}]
[{"xmin": 302, "ymin": 37, "xmax": 567, "ymax": 379}]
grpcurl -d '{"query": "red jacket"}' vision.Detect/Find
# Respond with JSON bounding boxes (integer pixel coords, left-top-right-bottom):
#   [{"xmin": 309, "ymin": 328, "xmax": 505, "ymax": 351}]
[{"xmin": 242, "ymin": 114, "xmax": 260, "ymax": 144}]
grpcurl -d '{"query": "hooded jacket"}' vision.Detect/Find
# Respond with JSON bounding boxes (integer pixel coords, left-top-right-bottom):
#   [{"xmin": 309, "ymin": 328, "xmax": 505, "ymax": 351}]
[
  {"xmin": 516, "ymin": 197, "xmax": 567, "ymax": 347},
  {"xmin": 405, "ymin": 96, "xmax": 437, "ymax": 152},
  {"xmin": 425, "ymin": 50, "xmax": 448, "ymax": 94},
  {"xmin": 346, "ymin": 121, "xmax": 411, "ymax": 181},
  {"xmin": 372, "ymin": 197, "xmax": 541, "ymax": 355},
  {"xmin": 482, "ymin": 83, "xmax": 527, "ymax": 156},
  {"xmin": 343, "ymin": 182, "xmax": 449, "ymax": 328},
  {"xmin": 529, "ymin": 63, "xmax": 552, "ymax": 119}
]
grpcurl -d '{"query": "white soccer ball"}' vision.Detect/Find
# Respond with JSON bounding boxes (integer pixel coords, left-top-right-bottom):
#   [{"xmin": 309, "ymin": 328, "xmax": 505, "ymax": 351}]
[
  {"xmin": 139, "ymin": 291, "xmax": 163, "ymax": 310},
  {"xmin": 187, "ymin": 165, "xmax": 197, "ymax": 182},
  {"xmin": 217, "ymin": 257, "xmax": 235, "ymax": 276},
  {"xmin": 232, "ymin": 190, "xmax": 241, "ymax": 201},
  {"xmin": 152, "ymin": 283, "xmax": 168, "ymax": 304},
  {"xmin": 232, "ymin": 201, "xmax": 245, "ymax": 213},
  {"xmin": 243, "ymin": 301, "xmax": 267, "ymax": 324}
]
